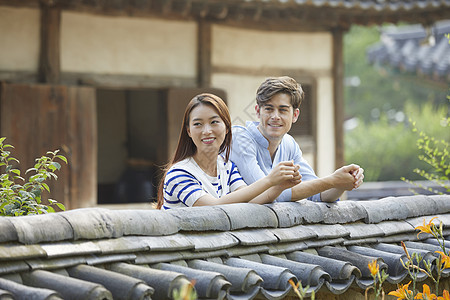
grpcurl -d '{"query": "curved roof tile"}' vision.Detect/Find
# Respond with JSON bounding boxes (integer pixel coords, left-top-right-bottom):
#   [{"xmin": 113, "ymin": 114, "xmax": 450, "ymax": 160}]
[{"xmin": 0, "ymin": 195, "xmax": 450, "ymax": 298}]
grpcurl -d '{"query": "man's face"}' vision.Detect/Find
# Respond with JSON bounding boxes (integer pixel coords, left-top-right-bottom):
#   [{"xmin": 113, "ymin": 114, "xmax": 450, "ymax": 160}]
[{"xmin": 256, "ymin": 93, "xmax": 300, "ymax": 142}]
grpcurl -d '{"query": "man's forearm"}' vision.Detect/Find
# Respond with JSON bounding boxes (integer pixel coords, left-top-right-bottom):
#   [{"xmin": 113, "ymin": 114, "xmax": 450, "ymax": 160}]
[{"xmin": 291, "ymin": 177, "xmax": 334, "ymax": 201}]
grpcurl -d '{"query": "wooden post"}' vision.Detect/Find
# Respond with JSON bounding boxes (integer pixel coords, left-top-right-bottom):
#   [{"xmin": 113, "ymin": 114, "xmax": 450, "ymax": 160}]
[
  {"xmin": 39, "ymin": 4, "xmax": 61, "ymax": 84},
  {"xmin": 332, "ymin": 28, "xmax": 345, "ymax": 169},
  {"xmin": 197, "ymin": 20, "xmax": 212, "ymax": 88}
]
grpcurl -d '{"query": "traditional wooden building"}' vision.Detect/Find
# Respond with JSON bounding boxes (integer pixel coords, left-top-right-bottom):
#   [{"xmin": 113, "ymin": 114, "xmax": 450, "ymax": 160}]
[{"xmin": 1, "ymin": 0, "xmax": 449, "ymax": 209}]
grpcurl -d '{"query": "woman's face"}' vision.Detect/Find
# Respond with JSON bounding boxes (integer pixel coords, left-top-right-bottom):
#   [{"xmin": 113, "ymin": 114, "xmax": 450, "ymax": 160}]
[{"xmin": 187, "ymin": 104, "xmax": 227, "ymax": 157}]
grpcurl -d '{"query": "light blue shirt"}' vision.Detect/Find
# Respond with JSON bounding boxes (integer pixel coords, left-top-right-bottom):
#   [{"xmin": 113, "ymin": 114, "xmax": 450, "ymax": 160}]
[{"xmin": 230, "ymin": 121, "xmax": 321, "ymax": 202}]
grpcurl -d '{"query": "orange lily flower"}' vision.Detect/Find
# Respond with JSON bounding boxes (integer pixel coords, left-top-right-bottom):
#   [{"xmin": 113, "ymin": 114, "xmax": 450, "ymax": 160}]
[
  {"xmin": 415, "ymin": 217, "xmax": 438, "ymax": 238},
  {"xmin": 416, "ymin": 284, "xmax": 438, "ymax": 299},
  {"xmin": 388, "ymin": 281, "xmax": 413, "ymax": 299},
  {"xmin": 436, "ymin": 251, "xmax": 450, "ymax": 270},
  {"xmin": 438, "ymin": 290, "xmax": 450, "ymax": 300},
  {"xmin": 368, "ymin": 260, "xmax": 379, "ymax": 276}
]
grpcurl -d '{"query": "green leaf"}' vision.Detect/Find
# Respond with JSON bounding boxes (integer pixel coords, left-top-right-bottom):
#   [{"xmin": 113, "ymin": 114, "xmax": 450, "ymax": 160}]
[
  {"xmin": 56, "ymin": 155, "xmax": 68, "ymax": 164},
  {"xmin": 51, "ymin": 162, "xmax": 61, "ymax": 170},
  {"xmin": 10, "ymin": 169, "xmax": 20, "ymax": 176},
  {"xmin": 46, "ymin": 206, "xmax": 55, "ymax": 213},
  {"xmin": 42, "ymin": 183, "xmax": 50, "ymax": 192},
  {"xmin": 55, "ymin": 203, "xmax": 66, "ymax": 211}
]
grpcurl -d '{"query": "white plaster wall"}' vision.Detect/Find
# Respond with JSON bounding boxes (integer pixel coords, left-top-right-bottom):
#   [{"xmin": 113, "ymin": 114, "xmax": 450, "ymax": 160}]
[
  {"xmin": 61, "ymin": 12, "xmax": 197, "ymax": 77},
  {"xmin": 212, "ymin": 26, "xmax": 332, "ymax": 70},
  {"xmin": 0, "ymin": 6, "xmax": 40, "ymax": 71},
  {"xmin": 316, "ymin": 76, "xmax": 335, "ymax": 177}
]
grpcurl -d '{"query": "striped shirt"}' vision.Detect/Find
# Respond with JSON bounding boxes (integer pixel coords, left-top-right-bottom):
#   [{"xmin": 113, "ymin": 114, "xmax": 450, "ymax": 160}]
[{"xmin": 162, "ymin": 156, "xmax": 246, "ymax": 209}]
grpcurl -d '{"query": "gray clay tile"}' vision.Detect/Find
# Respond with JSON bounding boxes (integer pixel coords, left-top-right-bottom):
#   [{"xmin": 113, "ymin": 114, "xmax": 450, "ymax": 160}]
[
  {"xmin": 107, "ymin": 263, "xmax": 192, "ymax": 300},
  {"xmin": 304, "ymin": 238, "xmax": 345, "ymax": 248},
  {"xmin": 224, "ymin": 257, "xmax": 295, "ymax": 292},
  {"xmin": 406, "ymin": 215, "xmax": 443, "ymax": 230},
  {"xmin": 0, "ymin": 244, "xmax": 46, "ymax": 261},
  {"xmin": 316, "ymin": 200, "xmax": 367, "ymax": 224},
  {"xmin": 358, "ymin": 197, "xmax": 410, "ymax": 223},
  {"xmin": 188, "ymin": 259, "xmax": 262, "ymax": 298},
  {"xmin": 119, "ymin": 209, "xmax": 180, "ymax": 236},
  {"xmin": 430, "ymin": 195, "xmax": 450, "ymax": 213},
  {"xmin": 343, "ymin": 238, "xmax": 379, "ymax": 246},
  {"xmin": 269, "ymin": 225, "xmax": 317, "ymax": 243},
  {"xmin": 0, "ymin": 218, "xmax": 17, "ymax": 243},
  {"xmin": 230, "ymin": 229, "xmax": 278, "ymax": 246},
  {"xmin": 218, "ymin": 203, "xmax": 278, "ymax": 230},
  {"xmin": 286, "ymin": 251, "xmax": 360, "ymax": 280},
  {"xmin": 0, "ymin": 277, "xmax": 62, "ymax": 300},
  {"xmin": 92, "ymin": 236, "xmax": 149, "ymax": 254},
  {"xmin": 376, "ymin": 233, "xmax": 418, "ymax": 244},
  {"xmin": 135, "ymin": 251, "xmax": 185, "ymax": 265},
  {"xmin": 67, "ymin": 264, "xmax": 154, "ymax": 300},
  {"xmin": 184, "ymin": 232, "xmax": 239, "ymax": 251},
  {"xmin": 155, "ymin": 262, "xmax": 231, "ymax": 299},
  {"xmin": 324, "ymin": 278, "xmax": 355, "ymax": 295},
  {"xmin": 395, "ymin": 195, "xmax": 438, "ymax": 217},
  {"xmin": 266, "ymin": 200, "xmax": 323, "ymax": 227},
  {"xmin": 0, "ymin": 288, "xmax": 13, "ymax": 299},
  {"xmin": 341, "ymin": 222, "xmax": 385, "ymax": 239},
  {"xmin": 21, "ymin": 269, "xmax": 113, "ymax": 300},
  {"xmin": 302, "ymin": 224, "xmax": 349, "ymax": 239},
  {"xmin": 348, "ymin": 245, "xmax": 407, "ymax": 277},
  {"xmin": 260, "ymin": 254, "xmax": 331, "ymax": 287},
  {"xmin": 138, "ymin": 234, "xmax": 194, "ymax": 251},
  {"xmin": 60, "ymin": 208, "xmax": 123, "ymax": 240},
  {"xmin": 267, "ymin": 241, "xmax": 308, "ymax": 255},
  {"xmin": 85, "ymin": 253, "xmax": 136, "ymax": 265},
  {"xmin": 318, "ymin": 246, "xmax": 386, "ymax": 278},
  {"xmin": 178, "ymin": 249, "xmax": 229, "ymax": 261},
  {"xmin": 40, "ymin": 241, "xmax": 101, "ymax": 258},
  {"xmin": 375, "ymin": 220, "xmax": 415, "ymax": 236},
  {"xmin": 225, "ymin": 245, "xmax": 270, "ymax": 258},
  {"xmin": 436, "ymin": 214, "xmax": 450, "ymax": 227},
  {"xmin": 9, "ymin": 213, "xmax": 73, "ymax": 244},
  {"xmin": 26, "ymin": 256, "xmax": 88, "ymax": 270},
  {"xmin": 0, "ymin": 261, "xmax": 29, "ymax": 275},
  {"xmin": 166, "ymin": 206, "xmax": 230, "ymax": 231}
]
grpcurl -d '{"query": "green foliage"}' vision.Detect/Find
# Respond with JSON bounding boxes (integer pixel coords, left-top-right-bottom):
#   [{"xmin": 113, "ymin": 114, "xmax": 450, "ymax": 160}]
[
  {"xmin": 401, "ymin": 108, "xmax": 449, "ymax": 194},
  {"xmin": 345, "ymin": 102, "xmax": 449, "ymax": 181},
  {"xmin": 0, "ymin": 137, "xmax": 67, "ymax": 216}
]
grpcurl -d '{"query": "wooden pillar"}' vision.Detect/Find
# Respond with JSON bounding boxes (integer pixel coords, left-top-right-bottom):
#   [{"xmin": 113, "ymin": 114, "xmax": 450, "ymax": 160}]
[
  {"xmin": 39, "ymin": 3, "xmax": 61, "ymax": 84},
  {"xmin": 197, "ymin": 20, "xmax": 212, "ymax": 88},
  {"xmin": 332, "ymin": 28, "xmax": 345, "ymax": 169}
]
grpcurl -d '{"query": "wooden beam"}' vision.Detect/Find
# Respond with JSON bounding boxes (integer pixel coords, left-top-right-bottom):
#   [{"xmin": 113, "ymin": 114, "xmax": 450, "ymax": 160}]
[
  {"xmin": 197, "ymin": 20, "xmax": 212, "ymax": 88},
  {"xmin": 332, "ymin": 27, "xmax": 345, "ymax": 169},
  {"xmin": 39, "ymin": 4, "xmax": 61, "ymax": 84}
]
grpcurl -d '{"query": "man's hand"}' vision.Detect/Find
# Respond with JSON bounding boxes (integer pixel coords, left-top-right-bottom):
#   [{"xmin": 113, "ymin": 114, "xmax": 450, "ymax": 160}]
[
  {"xmin": 331, "ymin": 164, "xmax": 364, "ymax": 191},
  {"xmin": 267, "ymin": 161, "xmax": 301, "ymax": 186}
]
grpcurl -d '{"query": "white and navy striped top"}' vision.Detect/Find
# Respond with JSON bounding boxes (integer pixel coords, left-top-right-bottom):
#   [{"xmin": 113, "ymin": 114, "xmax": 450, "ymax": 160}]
[{"xmin": 162, "ymin": 156, "xmax": 246, "ymax": 209}]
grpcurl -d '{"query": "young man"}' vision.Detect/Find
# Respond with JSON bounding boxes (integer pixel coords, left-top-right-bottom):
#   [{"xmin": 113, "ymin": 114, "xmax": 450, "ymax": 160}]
[{"xmin": 230, "ymin": 76, "xmax": 364, "ymax": 202}]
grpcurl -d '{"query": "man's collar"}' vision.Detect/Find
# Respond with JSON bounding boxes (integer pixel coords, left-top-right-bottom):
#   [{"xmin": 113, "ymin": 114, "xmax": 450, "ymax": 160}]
[{"xmin": 246, "ymin": 121, "xmax": 269, "ymax": 148}]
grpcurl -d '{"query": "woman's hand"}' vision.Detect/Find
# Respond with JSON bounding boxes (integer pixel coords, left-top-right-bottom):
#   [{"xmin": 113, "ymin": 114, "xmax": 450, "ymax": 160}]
[{"xmin": 267, "ymin": 161, "xmax": 301, "ymax": 186}]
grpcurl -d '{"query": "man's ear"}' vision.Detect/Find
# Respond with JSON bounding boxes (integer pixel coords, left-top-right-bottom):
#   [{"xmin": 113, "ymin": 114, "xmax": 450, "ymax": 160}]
[
  {"xmin": 255, "ymin": 104, "xmax": 261, "ymax": 118},
  {"xmin": 292, "ymin": 108, "xmax": 300, "ymax": 123}
]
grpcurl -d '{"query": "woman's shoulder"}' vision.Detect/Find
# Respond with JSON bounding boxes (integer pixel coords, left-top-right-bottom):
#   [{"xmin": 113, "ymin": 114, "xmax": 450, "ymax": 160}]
[{"xmin": 166, "ymin": 158, "xmax": 197, "ymax": 178}]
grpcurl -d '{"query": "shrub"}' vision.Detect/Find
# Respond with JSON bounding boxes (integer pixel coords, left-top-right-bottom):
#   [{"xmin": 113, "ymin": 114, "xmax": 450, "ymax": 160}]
[{"xmin": 0, "ymin": 137, "xmax": 67, "ymax": 216}]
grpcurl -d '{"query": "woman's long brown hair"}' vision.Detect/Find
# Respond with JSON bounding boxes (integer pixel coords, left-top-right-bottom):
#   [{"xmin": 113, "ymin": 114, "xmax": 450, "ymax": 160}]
[{"xmin": 156, "ymin": 93, "xmax": 232, "ymax": 209}]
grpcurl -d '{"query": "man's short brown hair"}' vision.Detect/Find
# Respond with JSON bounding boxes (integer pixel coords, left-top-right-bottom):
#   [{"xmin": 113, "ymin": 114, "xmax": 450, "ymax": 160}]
[{"xmin": 256, "ymin": 76, "xmax": 304, "ymax": 110}]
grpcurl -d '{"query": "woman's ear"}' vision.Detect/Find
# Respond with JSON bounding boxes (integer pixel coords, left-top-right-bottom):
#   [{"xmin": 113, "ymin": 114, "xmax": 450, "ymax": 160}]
[
  {"xmin": 292, "ymin": 108, "xmax": 300, "ymax": 123},
  {"xmin": 187, "ymin": 126, "xmax": 191, "ymax": 137}
]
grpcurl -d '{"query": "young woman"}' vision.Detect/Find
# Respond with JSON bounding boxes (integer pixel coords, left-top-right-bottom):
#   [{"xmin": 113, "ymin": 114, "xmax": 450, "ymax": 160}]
[{"xmin": 156, "ymin": 93, "xmax": 301, "ymax": 209}]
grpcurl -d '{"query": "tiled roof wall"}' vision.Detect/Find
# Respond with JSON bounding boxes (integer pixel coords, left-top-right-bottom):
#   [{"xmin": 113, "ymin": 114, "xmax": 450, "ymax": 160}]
[
  {"xmin": 367, "ymin": 20, "xmax": 450, "ymax": 81},
  {"xmin": 0, "ymin": 194, "xmax": 450, "ymax": 299}
]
